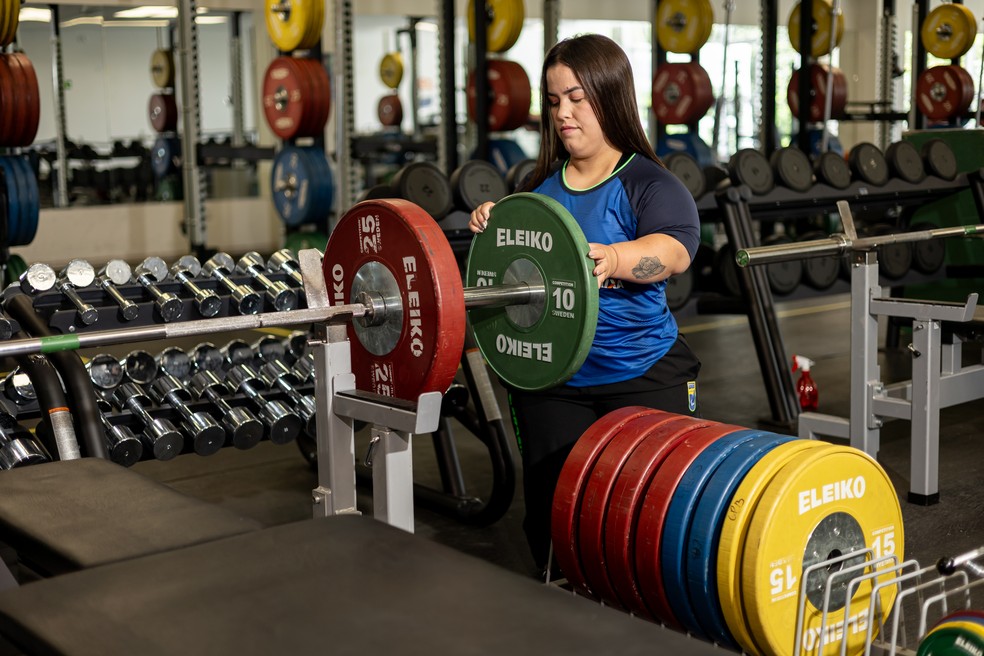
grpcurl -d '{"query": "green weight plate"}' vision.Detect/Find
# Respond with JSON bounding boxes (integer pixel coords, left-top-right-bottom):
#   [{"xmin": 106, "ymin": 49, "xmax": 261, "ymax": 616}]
[
  {"xmin": 918, "ymin": 623, "xmax": 984, "ymax": 656},
  {"xmin": 284, "ymin": 230, "xmax": 328, "ymax": 253},
  {"xmin": 4, "ymin": 254, "xmax": 25, "ymax": 287},
  {"xmin": 466, "ymin": 192, "xmax": 598, "ymax": 391}
]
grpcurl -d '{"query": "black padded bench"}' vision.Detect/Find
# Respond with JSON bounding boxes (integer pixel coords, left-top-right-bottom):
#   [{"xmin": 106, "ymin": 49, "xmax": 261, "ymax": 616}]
[
  {"xmin": 0, "ymin": 515, "xmax": 723, "ymax": 655},
  {"xmin": 0, "ymin": 458, "xmax": 264, "ymax": 579}
]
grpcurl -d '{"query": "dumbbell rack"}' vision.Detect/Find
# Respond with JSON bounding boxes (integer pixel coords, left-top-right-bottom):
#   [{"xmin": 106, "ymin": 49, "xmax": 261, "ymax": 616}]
[{"xmin": 0, "ymin": 250, "xmax": 440, "ymax": 532}]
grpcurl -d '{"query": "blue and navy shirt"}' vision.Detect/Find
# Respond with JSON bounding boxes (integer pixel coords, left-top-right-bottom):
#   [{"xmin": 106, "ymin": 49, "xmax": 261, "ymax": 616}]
[{"xmin": 534, "ymin": 153, "xmax": 700, "ymax": 386}]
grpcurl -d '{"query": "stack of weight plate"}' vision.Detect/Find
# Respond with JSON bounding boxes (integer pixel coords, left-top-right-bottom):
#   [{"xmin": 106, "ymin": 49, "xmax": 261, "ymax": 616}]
[
  {"xmin": 263, "ymin": 0, "xmax": 334, "ymax": 231},
  {"xmin": 0, "ymin": 2, "xmax": 41, "ymax": 248},
  {"xmin": 917, "ymin": 3, "xmax": 978, "ymax": 125},
  {"xmin": 148, "ymin": 47, "xmax": 182, "ymax": 190},
  {"xmin": 918, "ymin": 611, "xmax": 984, "ymax": 655},
  {"xmin": 551, "ymin": 407, "xmax": 904, "ymax": 656},
  {"xmin": 465, "ymin": 0, "xmax": 530, "ymax": 135}
]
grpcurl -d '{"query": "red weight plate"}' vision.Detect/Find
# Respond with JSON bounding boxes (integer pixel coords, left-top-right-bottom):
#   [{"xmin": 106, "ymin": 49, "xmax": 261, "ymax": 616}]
[
  {"xmin": 634, "ymin": 422, "xmax": 742, "ymax": 626},
  {"xmin": 263, "ymin": 56, "xmax": 314, "ymax": 140},
  {"xmin": 148, "ymin": 93, "xmax": 178, "ymax": 133},
  {"xmin": 13, "ymin": 54, "xmax": 40, "ymax": 147},
  {"xmin": 322, "ymin": 199, "xmax": 465, "ymax": 401},
  {"xmin": 578, "ymin": 413, "xmax": 709, "ymax": 611},
  {"xmin": 7, "ymin": 54, "xmax": 30, "ymax": 147},
  {"xmin": 551, "ymin": 406, "xmax": 668, "ymax": 597},
  {"xmin": 377, "ymin": 94, "xmax": 404, "ymax": 127},
  {"xmin": 604, "ymin": 416, "xmax": 722, "ymax": 618},
  {"xmin": 787, "ymin": 64, "xmax": 848, "ymax": 122},
  {"xmin": 0, "ymin": 56, "xmax": 12, "ymax": 145},
  {"xmin": 297, "ymin": 58, "xmax": 322, "ymax": 137},
  {"xmin": 916, "ymin": 65, "xmax": 975, "ymax": 122},
  {"xmin": 652, "ymin": 62, "xmax": 715, "ymax": 125},
  {"xmin": 466, "ymin": 60, "xmax": 532, "ymax": 132},
  {"xmin": 305, "ymin": 59, "xmax": 332, "ymax": 135}
]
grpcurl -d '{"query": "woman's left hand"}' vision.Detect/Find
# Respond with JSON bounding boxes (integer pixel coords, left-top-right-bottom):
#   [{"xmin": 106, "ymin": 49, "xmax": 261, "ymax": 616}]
[{"xmin": 587, "ymin": 243, "xmax": 619, "ymax": 288}]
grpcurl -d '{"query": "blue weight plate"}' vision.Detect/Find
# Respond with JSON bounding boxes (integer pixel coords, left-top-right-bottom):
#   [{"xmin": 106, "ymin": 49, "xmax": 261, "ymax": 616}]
[
  {"xmin": 659, "ymin": 428, "xmax": 769, "ymax": 638},
  {"xmin": 486, "ymin": 138, "xmax": 528, "ymax": 174},
  {"xmin": 306, "ymin": 147, "xmax": 334, "ymax": 222},
  {"xmin": 0, "ymin": 157, "xmax": 17, "ymax": 247},
  {"xmin": 271, "ymin": 146, "xmax": 316, "ymax": 226},
  {"xmin": 5, "ymin": 156, "xmax": 28, "ymax": 247},
  {"xmin": 16, "ymin": 156, "xmax": 39, "ymax": 246},
  {"xmin": 685, "ymin": 432, "xmax": 797, "ymax": 648},
  {"xmin": 151, "ymin": 136, "xmax": 181, "ymax": 178}
]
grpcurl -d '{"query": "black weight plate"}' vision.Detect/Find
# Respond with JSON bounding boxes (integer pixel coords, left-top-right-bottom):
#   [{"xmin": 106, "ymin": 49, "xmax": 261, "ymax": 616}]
[
  {"xmin": 867, "ymin": 223, "xmax": 913, "ymax": 280},
  {"xmin": 714, "ymin": 243, "xmax": 741, "ymax": 297},
  {"xmin": 665, "ymin": 266, "xmax": 694, "ymax": 311},
  {"xmin": 357, "ymin": 184, "xmax": 395, "ymax": 202},
  {"xmin": 762, "ymin": 234, "xmax": 803, "ymax": 295},
  {"xmin": 449, "ymin": 159, "xmax": 508, "ymax": 212},
  {"xmin": 814, "ymin": 151, "xmax": 852, "ymax": 189},
  {"xmin": 665, "ymin": 152, "xmax": 706, "ymax": 198},
  {"xmin": 702, "ymin": 165, "xmax": 730, "ymax": 191},
  {"xmin": 848, "ymin": 142, "xmax": 890, "ymax": 186},
  {"xmin": 798, "ymin": 230, "xmax": 840, "ymax": 290},
  {"xmin": 727, "ymin": 149, "xmax": 774, "ymax": 195},
  {"xmin": 505, "ymin": 158, "xmax": 536, "ymax": 192},
  {"xmin": 769, "ymin": 147, "xmax": 813, "ymax": 192},
  {"xmin": 909, "ymin": 221, "xmax": 946, "ymax": 274},
  {"xmin": 921, "ymin": 138, "xmax": 958, "ymax": 180},
  {"xmin": 390, "ymin": 161, "xmax": 454, "ymax": 220},
  {"xmin": 885, "ymin": 141, "xmax": 925, "ymax": 184}
]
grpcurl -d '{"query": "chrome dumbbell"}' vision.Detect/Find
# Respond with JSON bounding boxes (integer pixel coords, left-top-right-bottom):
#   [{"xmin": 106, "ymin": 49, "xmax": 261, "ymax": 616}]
[
  {"xmin": 237, "ymin": 252, "xmax": 297, "ymax": 312},
  {"xmin": 150, "ymin": 374, "xmax": 225, "ymax": 456},
  {"xmin": 202, "ymin": 253, "xmax": 262, "ymax": 315},
  {"xmin": 18, "ymin": 262, "xmax": 57, "ymax": 295},
  {"xmin": 2, "ymin": 368, "xmax": 37, "ymax": 407},
  {"xmin": 266, "ymin": 249, "xmax": 304, "ymax": 288},
  {"xmin": 157, "ymin": 346, "xmax": 193, "ymax": 380},
  {"xmin": 134, "ymin": 256, "xmax": 183, "ymax": 322},
  {"xmin": 283, "ymin": 331, "xmax": 309, "ymax": 365},
  {"xmin": 260, "ymin": 360, "xmax": 316, "ymax": 437},
  {"xmin": 252, "ymin": 334, "xmax": 286, "ymax": 364},
  {"xmin": 99, "ymin": 414, "xmax": 144, "ymax": 467},
  {"xmin": 96, "ymin": 259, "xmax": 139, "ymax": 321},
  {"xmin": 292, "ymin": 352, "xmax": 314, "ymax": 383},
  {"xmin": 171, "ymin": 256, "xmax": 221, "ymax": 318},
  {"xmin": 191, "ymin": 342, "xmax": 225, "ymax": 374},
  {"xmin": 221, "ymin": 338, "xmax": 254, "ymax": 369},
  {"xmin": 87, "ymin": 353, "xmax": 125, "ymax": 390},
  {"xmin": 225, "ymin": 363, "xmax": 302, "ymax": 445},
  {"xmin": 56, "ymin": 259, "xmax": 99, "ymax": 326},
  {"xmin": 189, "ymin": 371, "xmax": 264, "ymax": 450},
  {"xmin": 121, "ymin": 349, "xmax": 159, "ymax": 385},
  {"xmin": 0, "ymin": 412, "xmax": 48, "ymax": 469},
  {"xmin": 112, "ymin": 382, "xmax": 183, "ymax": 461}
]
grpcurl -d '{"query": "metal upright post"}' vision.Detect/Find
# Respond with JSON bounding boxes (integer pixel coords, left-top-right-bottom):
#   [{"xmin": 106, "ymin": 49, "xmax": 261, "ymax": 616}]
[
  {"xmin": 473, "ymin": 0, "xmax": 489, "ymax": 161},
  {"xmin": 761, "ymin": 0, "xmax": 779, "ymax": 153},
  {"xmin": 407, "ymin": 18, "xmax": 421, "ymax": 136},
  {"xmin": 177, "ymin": 0, "xmax": 207, "ymax": 255},
  {"xmin": 333, "ymin": 0, "xmax": 355, "ymax": 212},
  {"xmin": 849, "ymin": 251, "xmax": 883, "ymax": 458},
  {"xmin": 437, "ymin": 0, "xmax": 456, "ymax": 174},
  {"xmin": 49, "ymin": 5, "xmax": 69, "ymax": 208},
  {"xmin": 543, "ymin": 0, "xmax": 559, "ymax": 55},
  {"xmin": 229, "ymin": 12, "xmax": 245, "ymax": 149}
]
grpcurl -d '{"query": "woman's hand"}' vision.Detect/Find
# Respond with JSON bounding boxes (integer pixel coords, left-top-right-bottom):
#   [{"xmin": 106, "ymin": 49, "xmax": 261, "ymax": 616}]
[
  {"xmin": 469, "ymin": 202, "xmax": 495, "ymax": 233},
  {"xmin": 587, "ymin": 243, "xmax": 619, "ymax": 288}
]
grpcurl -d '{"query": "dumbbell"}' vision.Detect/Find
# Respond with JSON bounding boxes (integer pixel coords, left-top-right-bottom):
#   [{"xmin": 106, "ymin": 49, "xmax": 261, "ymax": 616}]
[
  {"xmin": 266, "ymin": 249, "xmax": 304, "ymax": 288},
  {"xmin": 121, "ymin": 349, "xmax": 159, "ymax": 385},
  {"xmin": 171, "ymin": 256, "xmax": 222, "ymax": 318},
  {"xmin": 221, "ymin": 338, "xmax": 254, "ymax": 369},
  {"xmin": 225, "ymin": 363, "xmax": 303, "ymax": 445},
  {"xmin": 202, "ymin": 253, "xmax": 262, "ymax": 315},
  {"xmin": 112, "ymin": 382, "xmax": 184, "ymax": 460},
  {"xmin": 191, "ymin": 342, "xmax": 224, "ymax": 374},
  {"xmin": 2, "ymin": 368, "xmax": 37, "ymax": 407},
  {"xmin": 0, "ymin": 411, "xmax": 48, "ymax": 469},
  {"xmin": 150, "ymin": 374, "xmax": 225, "ymax": 456},
  {"xmin": 18, "ymin": 262, "xmax": 57, "ymax": 295},
  {"xmin": 134, "ymin": 256, "xmax": 183, "ymax": 322},
  {"xmin": 87, "ymin": 352, "xmax": 125, "ymax": 390},
  {"xmin": 260, "ymin": 360, "xmax": 316, "ymax": 437},
  {"xmin": 57, "ymin": 259, "xmax": 99, "ymax": 326},
  {"xmin": 292, "ymin": 351, "xmax": 314, "ymax": 383},
  {"xmin": 99, "ymin": 414, "xmax": 144, "ymax": 467},
  {"xmin": 157, "ymin": 346, "xmax": 193, "ymax": 380},
  {"xmin": 283, "ymin": 331, "xmax": 309, "ymax": 365},
  {"xmin": 237, "ymin": 252, "xmax": 298, "ymax": 311},
  {"xmin": 96, "ymin": 259, "xmax": 140, "ymax": 321},
  {"xmin": 252, "ymin": 334, "xmax": 286, "ymax": 364},
  {"xmin": 188, "ymin": 371, "xmax": 264, "ymax": 450}
]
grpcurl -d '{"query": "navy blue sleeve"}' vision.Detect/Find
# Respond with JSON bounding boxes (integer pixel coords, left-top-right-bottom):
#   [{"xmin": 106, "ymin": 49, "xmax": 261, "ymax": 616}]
[{"xmin": 620, "ymin": 158, "xmax": 701, "ymax": 261}]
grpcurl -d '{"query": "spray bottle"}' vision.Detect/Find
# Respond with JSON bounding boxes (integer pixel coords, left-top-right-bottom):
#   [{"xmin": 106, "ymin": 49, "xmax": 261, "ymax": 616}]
[{"xmin": 792, "ymin": 355, "xmax": 819, "ymax": 411}]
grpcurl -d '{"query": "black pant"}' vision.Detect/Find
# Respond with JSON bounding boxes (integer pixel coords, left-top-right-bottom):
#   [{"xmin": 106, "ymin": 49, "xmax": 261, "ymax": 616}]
[{"xmin": 505, "ymin": 334, "xmax": 701, "ymax": 569}]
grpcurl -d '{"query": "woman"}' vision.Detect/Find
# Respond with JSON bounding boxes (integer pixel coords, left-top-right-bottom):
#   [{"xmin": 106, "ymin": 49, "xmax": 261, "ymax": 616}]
[{"xmin": 469, "ymin": 33, "xmax": 702, "ymax": 574}]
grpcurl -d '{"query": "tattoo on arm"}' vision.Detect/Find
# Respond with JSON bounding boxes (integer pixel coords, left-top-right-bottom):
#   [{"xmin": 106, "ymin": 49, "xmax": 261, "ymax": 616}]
[{"xmin": 632, "ymin": 256, "xmax": 666, "ymax": 280}]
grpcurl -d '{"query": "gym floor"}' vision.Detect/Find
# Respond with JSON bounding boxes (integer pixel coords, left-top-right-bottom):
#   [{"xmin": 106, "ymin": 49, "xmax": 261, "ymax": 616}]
[{"xmin": 131, "ymin": 291, "xmax": 984, "ymax": 619}]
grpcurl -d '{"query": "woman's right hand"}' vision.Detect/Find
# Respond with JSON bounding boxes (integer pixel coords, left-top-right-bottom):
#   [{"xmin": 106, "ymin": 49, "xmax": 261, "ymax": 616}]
[{"xmin": 468, "ymin": 202, "xmax": 495, "ymax": 234}]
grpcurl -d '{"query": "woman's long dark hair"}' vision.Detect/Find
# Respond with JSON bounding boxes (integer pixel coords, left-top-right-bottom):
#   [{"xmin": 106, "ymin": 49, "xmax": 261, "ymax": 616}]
[{"xmin": 519, "ymin": 33, "xmax": 663, "ymax": 192}]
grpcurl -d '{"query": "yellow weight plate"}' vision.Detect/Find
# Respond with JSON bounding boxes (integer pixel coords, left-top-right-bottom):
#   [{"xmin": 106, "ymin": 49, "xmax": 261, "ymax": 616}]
[
  {"xmin": 150, "ymin": 48, "xmax": 175, "ymax": 88},
  {"xmin": 1, "ymin": 0, "xmax": 20, "ymax": 48},
  {"xmin": 265, "ymin": 0, "xmax": 322, "ymax": 52},
  {"xmin": 467, "ymin": 0, "xmax": 525, "ymax": 53},
  {"xmin": 921, "ymin": 3, "xmax": 977, "ymax": 60},
  {"xmin": 379, "ymin": 52, "xmax": 404, "ymax": 89},
  {"xmin": 788, "ymin": 0, "xmax": 845, "ymax": 58},
  {"xmin": 717, "ymin": 440, "xmax": 827, "ymax": 656},
  {"xmin": 742, "ymin": 445, "xmax": 904, "ymax": 656},
  {"xmin": 656, "ymin": 0, "xmax": 714, "ymax": 54},
  {"xmin": 927, "ymin": 620, "xmax": 984, "ymax": 639}
]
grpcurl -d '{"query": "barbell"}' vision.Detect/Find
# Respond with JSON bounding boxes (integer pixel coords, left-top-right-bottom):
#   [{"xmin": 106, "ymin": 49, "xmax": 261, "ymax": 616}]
[{"xmin": 0, "ymin": 194, "xmax": 599, "ymax": 398}]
